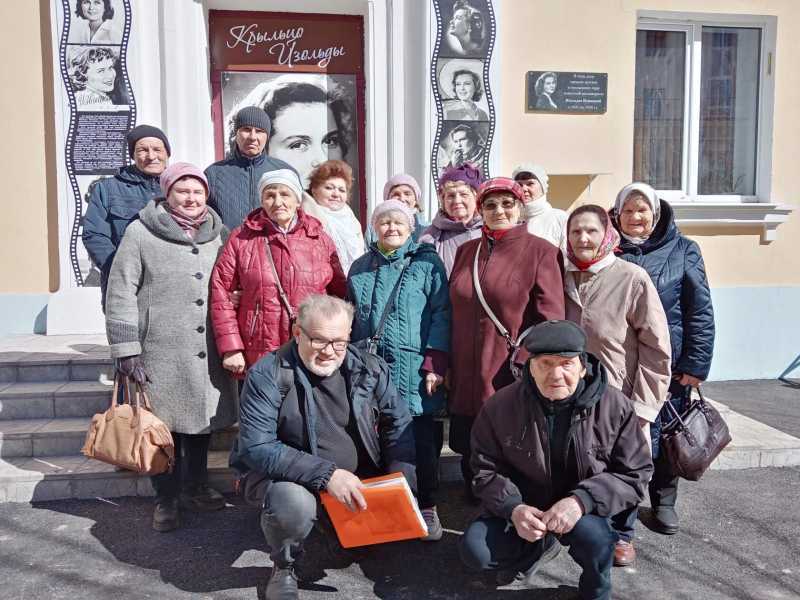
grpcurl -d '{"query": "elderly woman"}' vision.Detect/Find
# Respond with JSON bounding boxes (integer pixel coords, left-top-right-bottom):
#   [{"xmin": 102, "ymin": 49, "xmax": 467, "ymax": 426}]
[
  {"xmin": 366, "ymin": 174, "xmax": 430, "ymax": 244},
  {"xmin": 511, "ymin": 163, "xmax": 567, "ymax": 249},
  {"xmin": 105, "ymin": 162, "xmax": 237, "ymax": 533},
  {"xmin": 210, "ymin": 169, "xmax": 346, "ymax": 376},
  {"xmin": 348, "ymin": 199, "xmax": 451, "ymax": 541},
  {"xmin": 419, "ymin": 163, "xmax": 484, "ymax": 276},
  {"xmin": 301, "ymin": 159, "xmax": 365, "ymax": 274},
  {"xmin": 449, "ymin": 177, "xmax": 566, "ymax": 500},
  {"xmin": 69, "ymin": 0, "xmax": 122, "ymax": 44},
  {"xmin": 610, "ymin": 183, "xmax": 715, "ymax": 536},
  {"xmin": 564, "ymin": 204, "xmax": 671, "ymax": 566}
]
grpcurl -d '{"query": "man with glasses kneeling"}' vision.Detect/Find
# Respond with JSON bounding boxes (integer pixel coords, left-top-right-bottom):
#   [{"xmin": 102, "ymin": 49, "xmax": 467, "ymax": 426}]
[{"xmin": 232, "ymin": 294, "xmax": 416, "ymax": 600}]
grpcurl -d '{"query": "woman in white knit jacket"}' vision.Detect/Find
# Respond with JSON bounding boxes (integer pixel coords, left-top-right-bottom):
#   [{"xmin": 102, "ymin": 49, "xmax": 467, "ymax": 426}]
[{"xmin": 511, "ymin": 163, "xmax": 567, "ymax": 249}]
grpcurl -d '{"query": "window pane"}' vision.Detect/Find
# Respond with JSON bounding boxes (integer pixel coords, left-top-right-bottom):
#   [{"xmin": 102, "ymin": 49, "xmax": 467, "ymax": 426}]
[
  {"xmin": 633, "ymin": 30, "xmax": 686, "ymax": 189},
  {"xmin": 699, "ymin": 27, "xmax": 760, "ymax": 195}
]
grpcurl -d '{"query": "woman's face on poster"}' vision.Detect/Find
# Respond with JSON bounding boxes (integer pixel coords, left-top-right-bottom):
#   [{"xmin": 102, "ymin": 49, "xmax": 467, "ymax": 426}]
[
  {"xmin": 454, "ymin": 73, "xmax": 476, "ymax": 101},
  {"xmin": 81, "ymin": 0, "xmax": 104, "ymax": 22},
  {"xmin": 268, "ymin": 101, "xmax": 344, "ymax": 187},
  {"xmin": 449, "ymin": 8, "xmax": 470, "ymax": 37},
  {"xmin": 543, "ymin": 75, "xmax": 556, "ymax": 95},
  {"xmin": 86, "ymin": 58, "xmax": 116, "ymax": 93}
]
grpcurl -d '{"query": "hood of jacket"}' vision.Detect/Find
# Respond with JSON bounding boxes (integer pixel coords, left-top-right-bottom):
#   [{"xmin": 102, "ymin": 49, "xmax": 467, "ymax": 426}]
[
  {"xmin": 116, "ymin": 165, "xmax": 161, "ymax": 187},
  {"xmin": 612, "ymin": 199, "xmax": 678, "ymax": 255},
  {"xmin": 430, "ymin": 210, "xmax": 483, "ymax": 234},
  {"xmin": 138, "ymin": 199, "xmax": 224, "ymax": 245},
  {"xmin": 366, "ymin": 235, "xmax": 437, "ymax": 264},
  {"xmin": 242, "ymin": 206, "xmax": 324, "ymax": 238},
  {"xmin": 522, "ymin": 352, "xmax": 608, "ymax": 412}
]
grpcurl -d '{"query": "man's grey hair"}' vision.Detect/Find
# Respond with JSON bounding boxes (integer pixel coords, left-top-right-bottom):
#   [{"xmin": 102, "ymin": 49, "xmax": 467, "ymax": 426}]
[{"xmin": 296, "ymin": 294, "xmax": 355, "ymax": 330}]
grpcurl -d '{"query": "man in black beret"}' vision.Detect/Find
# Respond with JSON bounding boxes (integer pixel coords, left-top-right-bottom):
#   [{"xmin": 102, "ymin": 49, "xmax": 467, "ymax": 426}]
[
  {"xmin": 459, "ymin": 320, "xmax": 652, "ymax": 600},
  {"xmin": 83, "ymin": 124, "xmax": 171, "ymax": 309},
  {"xmin": 205, "ymin": 105, "xmax": 299, "ymax": 230}
]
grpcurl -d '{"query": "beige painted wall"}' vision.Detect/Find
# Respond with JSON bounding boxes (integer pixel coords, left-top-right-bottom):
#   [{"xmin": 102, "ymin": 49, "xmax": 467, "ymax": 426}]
[
  {"xmin": 499, "ymin": 0, "xmax": 800, "ymax": 288},
  {"xmin": 0, "ymin": 1, "xmax": 57, "ymax": 293}
]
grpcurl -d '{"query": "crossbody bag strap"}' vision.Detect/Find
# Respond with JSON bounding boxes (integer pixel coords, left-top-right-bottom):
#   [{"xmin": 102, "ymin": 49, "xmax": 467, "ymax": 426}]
[
  {"xmin": 371, "ymin": 256, "xmax": 412, "ymax": 344},
  {"xmin": 264, "ymin": 237, "xmax": 295, "ymax": 324},
  {"xmin": 472, "ymin": 241, "xmax": 514, "ymax": 347}
]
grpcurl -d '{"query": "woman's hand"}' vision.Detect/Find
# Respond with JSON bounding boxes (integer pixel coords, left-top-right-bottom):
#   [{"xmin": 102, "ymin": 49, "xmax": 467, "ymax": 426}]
[
  {"xmin": 424, "ymin": 372, "xmax": 445, "ymax": 396},
  {"xmin": 222, "ymin": 351, "xmax": 246, "ymax": 375},
  {"xmin": 674, "ymin": 372, "xmax": 703, "ymax": 388}
]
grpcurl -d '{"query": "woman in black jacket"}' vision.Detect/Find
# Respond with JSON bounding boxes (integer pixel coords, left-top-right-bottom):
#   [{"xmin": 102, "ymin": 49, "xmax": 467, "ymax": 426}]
[{"xmin": 610, "ymin": 182, "xmax": 715, "ymax": 535}]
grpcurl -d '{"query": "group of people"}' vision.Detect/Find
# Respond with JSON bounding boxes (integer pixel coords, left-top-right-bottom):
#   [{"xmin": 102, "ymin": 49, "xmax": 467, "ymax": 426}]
[{"xmin": 82, "ymin": 104, "xmax": 715, "ymax": 600}]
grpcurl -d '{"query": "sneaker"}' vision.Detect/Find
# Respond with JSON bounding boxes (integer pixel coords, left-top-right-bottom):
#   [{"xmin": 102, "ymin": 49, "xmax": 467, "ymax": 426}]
[
  {"xmin": 265, "ymin": 564, "xmax": 299, "ymax": 600},
  {"xmin": 152, "ymin": 496, "xmax": 180, "ymax": 532},
  {"xmin": 516, "ymin": 534, "xmax": 561, "ymax": 586},
  {"xmin": 420, "ymin": 506, "xmax": 443, "ymax": 542},
  {"xmin": 179, "ymin": 483, "xmax": 226, "ymax": 512}
]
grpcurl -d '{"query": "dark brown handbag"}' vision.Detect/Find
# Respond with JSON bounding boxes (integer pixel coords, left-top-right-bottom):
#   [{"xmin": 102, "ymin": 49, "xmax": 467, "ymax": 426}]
[{"xmin": 661, "ymin": 387, "xmax": 732, "ymax": 481}]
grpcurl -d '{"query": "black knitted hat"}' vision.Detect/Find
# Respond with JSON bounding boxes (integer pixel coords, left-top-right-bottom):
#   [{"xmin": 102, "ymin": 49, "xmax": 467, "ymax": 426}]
[
  {"xmin": 126, "ymin": 125, "xmax": 171, "ymax": 158},
  {"xmin": 234, "ymin": 106, "xmax": 271, "ymax": 133}
]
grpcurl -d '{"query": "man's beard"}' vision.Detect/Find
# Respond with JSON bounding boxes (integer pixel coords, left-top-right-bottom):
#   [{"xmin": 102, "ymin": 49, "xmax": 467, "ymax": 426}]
[{"xmin": 304, "ymin": 355, "xmax": 346, "ymax": 377}]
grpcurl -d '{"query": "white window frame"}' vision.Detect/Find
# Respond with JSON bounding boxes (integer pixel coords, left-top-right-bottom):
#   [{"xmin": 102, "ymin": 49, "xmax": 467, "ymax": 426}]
[{"xmin": 637, "ymin": 11, "xmax": 775, "ymax": 204}]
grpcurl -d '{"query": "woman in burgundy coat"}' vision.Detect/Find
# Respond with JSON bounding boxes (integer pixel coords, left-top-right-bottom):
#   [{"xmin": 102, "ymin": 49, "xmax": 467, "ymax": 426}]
[
  {"xmin": 448, "ymin": 177, "xmax": 566, "ymax": 498},
  {"xmin": 210, "ymin": 169, "xmax": 346, "ymax": 376}
]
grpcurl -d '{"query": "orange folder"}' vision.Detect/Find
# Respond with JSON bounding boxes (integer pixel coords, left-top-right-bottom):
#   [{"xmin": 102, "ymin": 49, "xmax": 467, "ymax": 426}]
[{"xmin": 320, "ymin": 472, "xmax": 428, "ymax": 548}]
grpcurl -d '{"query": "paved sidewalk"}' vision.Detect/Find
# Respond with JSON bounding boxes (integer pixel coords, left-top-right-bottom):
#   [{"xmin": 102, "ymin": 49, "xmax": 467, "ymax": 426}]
[
  {"xmin": 1, "ymin": 469, "xmax": 799, "ymax": 600},
  {"xmin": 704, "ymin": 379, "xmax": 800, "ymax": 439}
]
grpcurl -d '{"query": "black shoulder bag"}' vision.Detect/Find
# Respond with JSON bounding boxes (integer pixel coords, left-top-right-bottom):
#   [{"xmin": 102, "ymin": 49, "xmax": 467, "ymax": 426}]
[{"xmin": 353, "ymin": 257, "xmax": 411, "ymax": 356}]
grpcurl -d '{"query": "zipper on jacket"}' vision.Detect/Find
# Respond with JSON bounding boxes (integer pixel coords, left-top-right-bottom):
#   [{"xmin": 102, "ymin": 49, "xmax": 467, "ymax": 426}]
[{"xmin": 249, "ymin": 301, "xmax": 261, "ymax": 338}]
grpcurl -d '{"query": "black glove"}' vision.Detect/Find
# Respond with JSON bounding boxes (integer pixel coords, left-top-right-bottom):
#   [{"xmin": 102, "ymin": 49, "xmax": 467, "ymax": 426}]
[{"xmin": 117, "ymin": 355, "xmax": 148, "ymax": 386}]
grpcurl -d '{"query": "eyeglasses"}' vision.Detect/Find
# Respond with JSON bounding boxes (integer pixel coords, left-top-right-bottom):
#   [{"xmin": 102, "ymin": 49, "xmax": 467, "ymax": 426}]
[
  {"xmin": 299, "ymin": 326, "xmax": 349, "ymax": 352},
  {"xmin": 481, "ymin": 199, "xmax": 517, "ymax": 212}
]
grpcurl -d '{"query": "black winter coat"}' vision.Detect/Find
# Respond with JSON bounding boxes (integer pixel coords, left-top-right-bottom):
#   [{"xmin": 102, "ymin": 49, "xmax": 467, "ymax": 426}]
[
  {"xmin": 612, "ymin": 200, "xmax": 715, "ymax": 380},
  {"xmin": 81, "ymin": 166, "xmax": 161, "ymax": 300},
  {"xmin": 470, "ymin": 355, "xmax": 652, "ymax": 519},
  {"xmin": 233, "ymin": 341, "xmax": 417, "ymax": 492},
  {"xmin": 205, "ymin": 147, "xmax": 298, "ymax": 230}
]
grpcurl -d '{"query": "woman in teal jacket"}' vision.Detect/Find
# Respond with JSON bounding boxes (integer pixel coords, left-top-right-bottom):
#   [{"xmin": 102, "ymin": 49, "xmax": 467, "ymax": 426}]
[{"xmin": 347, "ymin": 198, "xmax": 451, "ymax": 542}]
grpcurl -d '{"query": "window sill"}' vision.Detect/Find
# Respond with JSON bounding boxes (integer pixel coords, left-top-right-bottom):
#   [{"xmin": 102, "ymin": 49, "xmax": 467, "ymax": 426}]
[{"xmin": 671, "ymin": 202, "xmax": 794, "ymax": 244}]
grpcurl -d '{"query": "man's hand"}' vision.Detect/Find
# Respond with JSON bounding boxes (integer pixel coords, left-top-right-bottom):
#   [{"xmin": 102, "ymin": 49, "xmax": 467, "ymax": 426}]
[
  {"xmin": 326, "ymin": 469, "xmax": 367, "ymax": 513},
  {"xmin": 674, "ymin": 372, "xmax": 703, "ymax": 388},
  {"xmin": 424, "ymin": 372, "xmax": 444, "ymax": 396},
  {"xmin": 541, "ymin": 496, "xmax": 584, "ymax": 535},
  {"xmin": 222, "ymin": 351, "xmax": 246, "ymax": 375},
  {"xmin": 510, "ymin": 504, "xmax": 548, "ymax": 542}
]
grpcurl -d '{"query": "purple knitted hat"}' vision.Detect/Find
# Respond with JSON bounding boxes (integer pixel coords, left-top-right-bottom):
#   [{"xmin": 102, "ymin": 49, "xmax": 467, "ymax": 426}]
[
  {"xmin": 383, "ymin": 174, "xmax": 422, "ymax": 206},
  {"xmin": 437, "ymin": 162, "xmax": 483, "ymax": 191},
  {"xmin": 159, "ymin": 162, "xmax": 208, "ymax": 197},
  {"xmin": 371, "ymin": 199, "xmax": 416, "ymax": 230}
]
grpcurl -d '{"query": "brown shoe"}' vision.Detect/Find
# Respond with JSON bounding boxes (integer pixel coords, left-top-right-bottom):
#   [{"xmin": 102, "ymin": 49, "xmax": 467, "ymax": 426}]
[{"xmin": 613, "ymin": 540, "xmax": 635, "ymax": 567}]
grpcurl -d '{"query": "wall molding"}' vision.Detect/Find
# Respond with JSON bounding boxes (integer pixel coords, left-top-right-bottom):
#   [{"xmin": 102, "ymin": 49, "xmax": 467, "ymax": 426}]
[{"xmin": 672, "ymin": 202, "xmax": 794, "ymax": 243}]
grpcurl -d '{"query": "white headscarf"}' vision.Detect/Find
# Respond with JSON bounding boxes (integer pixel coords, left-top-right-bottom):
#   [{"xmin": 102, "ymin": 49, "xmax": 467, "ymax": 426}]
[
  {"xmin": 614, "ymin": 182, "xmax": 661, "ymax": 245},
  {"xmin": 302, "ymin": 193, "xmax": 364, "ymax": 274}
]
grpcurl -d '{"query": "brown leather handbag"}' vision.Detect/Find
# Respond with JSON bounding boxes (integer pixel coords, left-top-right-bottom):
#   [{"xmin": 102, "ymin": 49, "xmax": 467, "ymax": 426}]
[
  {"xmin": 661, "ymin": 387, "xmax": 732, "ymax": 481},
  {"xmin": 81, "ymin": 376, "xmax": 175, "ymax": 475}
]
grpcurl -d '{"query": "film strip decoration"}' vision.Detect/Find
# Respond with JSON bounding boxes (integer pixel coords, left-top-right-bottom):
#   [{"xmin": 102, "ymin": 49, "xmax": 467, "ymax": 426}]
[
  {"xmin": 430, "ymin": 0, "xmax": 496, "ymax": 189},
  {"xmin": 58, "ymin": 0, "xmax": 136, "ymax": 286}
]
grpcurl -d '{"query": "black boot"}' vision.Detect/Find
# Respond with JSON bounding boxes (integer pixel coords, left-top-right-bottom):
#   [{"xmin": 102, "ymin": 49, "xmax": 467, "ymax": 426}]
[
  {"xmin": 265, "ymin": 564, "xmax": 299, "ymax": 600},
  {"xmin": 152, "ymin": 496, "xmax": 180, "ymax": 532},
  {"xmin": 649, "ymin": 454, "xmax": 679, "ymax": 535}
]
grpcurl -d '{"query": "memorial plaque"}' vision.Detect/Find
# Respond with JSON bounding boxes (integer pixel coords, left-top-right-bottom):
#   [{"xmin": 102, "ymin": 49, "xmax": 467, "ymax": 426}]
[{"xmin": 526, "ymin": 71, "xmax": 607, "ymax": 114}]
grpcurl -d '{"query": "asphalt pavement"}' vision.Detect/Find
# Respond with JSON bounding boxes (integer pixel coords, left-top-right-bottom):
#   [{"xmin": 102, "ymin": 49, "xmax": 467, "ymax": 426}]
[
  {"xmin": 703, "ymin": 379, "xmax": 800, "ymax": 439},
  {"xmin": 1, "ymin": 467, "xmax": 799, "ymax": 600}
]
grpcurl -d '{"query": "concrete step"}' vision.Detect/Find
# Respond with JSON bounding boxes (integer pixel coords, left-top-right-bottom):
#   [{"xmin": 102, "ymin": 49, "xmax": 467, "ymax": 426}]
[
  {"xmin": 0, "ymin": 418, "xmax": 239, "ymax": 459},
  {"xmin": 0, "ymin": 381, "xmax": 113, "ymax": 420},
  {"xmin": 0, "ymin": 354, "xmax": 113, "ymax": 384}
]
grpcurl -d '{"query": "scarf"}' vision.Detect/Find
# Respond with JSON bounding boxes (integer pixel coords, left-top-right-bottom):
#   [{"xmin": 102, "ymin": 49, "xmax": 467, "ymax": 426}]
[
  {"xmin": 314, "ymin": 202, "xmax": 364, "ymax": 273},
  {"xmin": 163, "ymin": 202, "xmax": 209, "ymax": 240},
  {"xmin": 566, "ymin": 225, "xmax": 620, "ymax": 272},
  {"xmin": 613, "ymin": 183, "xmax": 661, "ymax": 245},
  {"xmin": 481, "ymin": 224, "xmax": 514, "ymax": 241},
  {"xmin": 522, "ymin": 196, "xmax": 552, "ymax": 220}
]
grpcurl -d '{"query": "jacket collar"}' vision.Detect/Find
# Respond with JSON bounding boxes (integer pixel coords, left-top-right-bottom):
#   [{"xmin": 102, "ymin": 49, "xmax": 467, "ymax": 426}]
[
  {"xmin": 231, "ymin": 145, "xmax": 266, "ymax": 167},
  {"xmin": 242, "ymin": 207, "xmax": 322, "ymax": 238},
  {"xmin": 431, "ymin": 210, "xmax": 483, "ymax": 233},
  {"xmin": 116, "ymin": 165, "xmax": 161, "ymax": 186},
  {"xmin": 138, "ymin": 199, "xmax": 224, "ymax": 245}
]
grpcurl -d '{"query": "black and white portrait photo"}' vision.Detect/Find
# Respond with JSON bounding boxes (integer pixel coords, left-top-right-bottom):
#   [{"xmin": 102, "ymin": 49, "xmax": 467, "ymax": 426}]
[
  {"xmin": 534, "ymin": 71, "xmax": 559, "ymax": 110},
  {"xmin": 438, "ymin": 58, "xmax": 489, "ymax": 121},
  {"xmin": 437, "ymin": 121, "xmax": 489, "ymax": 173},
  {"xmin": 441, "ymin": 0, "xmax": 489, "ymax": 58},
  {"xmin": 67, "ymin": 46, "xmax": 129, "ymax": 110},
  {"xmin": 67, "ymin": 0, "xmax": 124, "ymax": 45},
  {"xmin": 221, "ymin": 72, "xmax": 361, "ymax": 211}
]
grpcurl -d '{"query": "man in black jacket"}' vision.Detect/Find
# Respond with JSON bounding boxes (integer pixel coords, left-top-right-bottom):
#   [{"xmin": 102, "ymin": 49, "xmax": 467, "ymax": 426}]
[
  {"xmin": 233, "ymin": 294, "xmax": 416, "ymax": 600},
  {"xmin": 205, "ymin": 106, "xmax": 298, "ymax": 230},
  {"xmin": 459, "ymin": 320, "xmax": 652, "ymax": 600}
]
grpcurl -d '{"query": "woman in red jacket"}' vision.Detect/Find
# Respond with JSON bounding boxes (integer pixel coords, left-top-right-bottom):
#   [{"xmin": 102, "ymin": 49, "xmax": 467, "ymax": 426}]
[
  {"xmin": 210, "ymin": 169, "xmax": 346, "ymax": 376},
  {"xmin": 448, "ymin": 177, "xmax": 566, "ymax": 500}
]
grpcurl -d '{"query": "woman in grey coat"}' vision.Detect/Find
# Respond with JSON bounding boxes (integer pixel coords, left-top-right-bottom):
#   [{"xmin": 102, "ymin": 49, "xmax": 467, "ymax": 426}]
[{"xmin": 105, "ymin": 162, "xmax": 237, "ymax": 533}]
